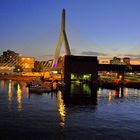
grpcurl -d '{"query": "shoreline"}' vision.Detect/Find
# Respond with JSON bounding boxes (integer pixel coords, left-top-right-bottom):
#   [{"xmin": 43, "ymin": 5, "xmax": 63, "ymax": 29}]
[
  {"xmin": 1, "ymin": 75, "xmax": 140, "ymax": 89},
  {"xmin": 0, "ymin": 75, "xmax": 37, "ymax": 81}
]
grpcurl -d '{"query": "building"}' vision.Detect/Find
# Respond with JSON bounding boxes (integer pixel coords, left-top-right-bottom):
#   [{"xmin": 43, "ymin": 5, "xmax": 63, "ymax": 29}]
[
  {"xmin": 0, "ymin": 56, "xmax": 5, "ymax": 63},
  {"xmin": 98, "ymin": 58, "xmax": 110, "ymax": 64},
  {"xmin": 2, "ymin": 50, "xmax": 19, "ymax": 62},
  {"xmin": 20, "ymin": 57, "xmax": 35, "ymax": 72},
  {"xmin": 0, "ymin": 50, "xmax": 20, "ymax": 74},
  {"xmin": 0, "ymin": 50, "xmax": 20, "ymax": 64},
  {"xmin": 33, "ymin": 60, "xmax": 49, "ymax": 72},
  {"xmin": 110, "ymin": 57, "xmax": 122, "ymax": 65}
]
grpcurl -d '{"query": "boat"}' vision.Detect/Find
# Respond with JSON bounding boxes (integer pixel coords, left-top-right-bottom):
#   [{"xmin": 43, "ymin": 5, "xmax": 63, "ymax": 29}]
[
  {"xmin": 28, "ymin": 81, "xmax": 60, "ymax": 93},
  {"xmin": 27, "ymin": 78, "xmax": 65, "ymax": 93},
  {"xmin": 29, "ymin": 85, "xmax": 50, "ymax": 93},
  {"xmin": 29, "ymin": 85, "xmax": 49, "ymax": 93}
]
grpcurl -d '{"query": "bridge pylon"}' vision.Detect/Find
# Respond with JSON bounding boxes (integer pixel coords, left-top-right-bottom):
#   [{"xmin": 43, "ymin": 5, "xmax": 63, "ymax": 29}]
[{"xmin": 52, "ymin": 9, "xmax": 71, "ymax": 67}]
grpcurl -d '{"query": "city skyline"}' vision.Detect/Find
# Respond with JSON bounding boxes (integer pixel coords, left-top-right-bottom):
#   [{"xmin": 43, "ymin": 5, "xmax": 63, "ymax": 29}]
[{"xmin": 1, "ymin": 0, "xmax": 140, "ymax": 60}]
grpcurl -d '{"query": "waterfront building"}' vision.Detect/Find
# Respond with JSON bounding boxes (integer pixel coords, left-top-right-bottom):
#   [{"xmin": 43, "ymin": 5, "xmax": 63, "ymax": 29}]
[
  {"xmin": 33, "ymin": 61, "xmax": 49, "ymax": 72},
  {"xmin": 98, "ymin": 58, "xmax": 110, "ymax": 64},
  {"xmin": 20, "ymin": 57, "xmax": 35, "ymax": 72},
  {"xmin": 0, "ymin": 56, "xmax": 5, "ymax": 63},
  {"xmin": 2, "ymin": 49, "xmax": 19, "ymax": 62},
  {"xmin": 0, "ymin": 50, "xmax": 20, "ymax": 74},
  {"xmin": 110, "ymin": 57, "xmax": 122, "ymax": 65}
]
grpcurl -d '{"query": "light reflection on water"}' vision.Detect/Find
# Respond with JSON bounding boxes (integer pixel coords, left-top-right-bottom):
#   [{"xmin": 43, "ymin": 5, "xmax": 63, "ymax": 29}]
[
  {"xmin": 57, "ymin": 90, "xmax": 66, "ymax": 128},
  {"xmin": 8, "ymin": 80, "xmax": 12, "ymax": 104},
  {"xmin": 0, "ymin": 80, "xmax": 140, "ymax": 139},
  {"xmin": 16, "ymin": 83, "xmax": 22, "ymax": 111}
]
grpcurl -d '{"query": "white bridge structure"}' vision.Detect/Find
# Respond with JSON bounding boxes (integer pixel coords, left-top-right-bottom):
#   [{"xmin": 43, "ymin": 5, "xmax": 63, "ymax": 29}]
[
  {"xmin": 0, "ymin": 55, "xmax": 22, "ymax": 71},
  {"xmin": 52, "ymin": 8, "xmax": 71, "ymax": 67},
  {"xmin": 0, "ymin": 9, "xmax": 71, "ymax": 72}
]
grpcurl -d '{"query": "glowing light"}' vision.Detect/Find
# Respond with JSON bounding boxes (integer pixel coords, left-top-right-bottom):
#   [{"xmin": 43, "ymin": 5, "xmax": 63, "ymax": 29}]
[
  {"xmin": 8, "ymin": 80, "xmax": 12, "ymax": 104},
  {"xmin": 98, "ymin": 88, "xmax": 102, "ymax": 97},
  {"xmin": 52, "ymin": 63, "xmax": 57, "ymax": 67},
  {"xmin": 119, "ymin": 88, "xmax": 123, "ymax": 97},
  {"xmin": 71, "ymin": 74, "xmax": 75, "ymax": 79},
  {"xmin": 108, "ymin": 90, "xmax": 112, "ymax": 102},
  {"xmin": 51, "ymin": 71, "xmax": 58, "ymax": 74},
  {"xmin": 57, "ymin": 91, "xmax": 66, "ymax": 128},
  {"xmin": 1, "ymin": 80, "xmax": 4, "ymax": 90},
  {"xmin": 17, "ymin": 84, "xmax": 22, "ymax": 112},
  {"xmin": 115, "ymin": 90, "xmax": 118, "ymax": 97},
  {"xmin": 119, "ymin": 75, "xmax": 122, "ymax": 79},
  {"xmin": 124, "ymin": 88, "xmax": 128, "ymax": 97},
  {"xmin": 83, "ymin": 84, "xmax": 90, "ymax": 94}
]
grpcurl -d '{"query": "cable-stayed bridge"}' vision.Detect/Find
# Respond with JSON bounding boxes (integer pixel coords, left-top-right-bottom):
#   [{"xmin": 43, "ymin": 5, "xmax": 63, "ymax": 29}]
[
  {"xmin": 0, "ymin": 9, "xmax": 70, "ymax": 72},
  {"xmin": 0, "ymin": 9, "xmax": 112, "ymax": 71},
  {"xmin": 1, "ymin": 8, "xmax": 140, "ymax": 79}
]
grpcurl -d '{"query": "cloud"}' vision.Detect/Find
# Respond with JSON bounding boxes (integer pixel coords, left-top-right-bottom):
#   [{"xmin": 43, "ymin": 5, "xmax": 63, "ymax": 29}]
[
  {"xmin": 114, "ymin": 53, "xmax": 140, "ymax": 60},
  {"xmin": 79, "ymin": 51, "xmax": 108, "ymax": 56},
  {"xmin": 124, "ymin": 54, "xmax": 140, "ymax": 59}
]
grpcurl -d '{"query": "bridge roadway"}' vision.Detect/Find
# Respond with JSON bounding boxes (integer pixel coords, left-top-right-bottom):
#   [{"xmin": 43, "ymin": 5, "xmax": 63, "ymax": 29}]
[
  {"xmin": 51, "ymin": 64, "xmax": 140, "ymax": 73},
  {"xmin": 98, "ymin": 64, "xmax": 140, "ymax": 72}
]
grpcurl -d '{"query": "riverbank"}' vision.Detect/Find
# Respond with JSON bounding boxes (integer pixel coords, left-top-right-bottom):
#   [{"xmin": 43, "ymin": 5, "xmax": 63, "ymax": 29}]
[
  {"xmin": 99, "ymin": 80, "xmax": 140, "ymax": 89},
  {"xmin": 0, "ymin": 74, "xmax": 62, "ymax": 82},
  {"xmin": 0, "ymin": 75, "xmax": 37, "ymax": 81},
  {"xmin": 1, "ymin": 74, "xmax": 140, "ymax": 89}
]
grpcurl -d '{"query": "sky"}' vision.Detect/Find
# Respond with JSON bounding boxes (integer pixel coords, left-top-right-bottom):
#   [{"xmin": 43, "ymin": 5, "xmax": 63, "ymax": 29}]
[{"xmin": 1, "ymin": 0, "xmax": 140, "ymax": 60}]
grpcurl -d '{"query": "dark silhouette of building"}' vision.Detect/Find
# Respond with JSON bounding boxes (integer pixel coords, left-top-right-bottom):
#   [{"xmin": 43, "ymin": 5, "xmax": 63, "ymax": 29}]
[
  {"xmin": 2, "ymin": 49, "xmax": 19, "ymax": 62},
  {"xmin": 110, "ymin": 57, "xmax": 121, "ymax": 65},
  {"xmin": 123, "ymin": 57, "xmax": 130, "ymax": 65}
]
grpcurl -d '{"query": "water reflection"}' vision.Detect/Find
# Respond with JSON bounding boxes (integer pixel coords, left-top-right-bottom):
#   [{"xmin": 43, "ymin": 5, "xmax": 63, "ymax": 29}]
[
  {"xmin": 8, "ymin": 80, "xmax": 12, "ymax": 104},
  {"xmin": 63, "ymin": 83, "xmax": 97, "ymax": 105},
  {"xmin": 57, "ymin": 91, "xmax": 66, "ymax": 128},
  {"xmin": 1, "ymin": 80, "xmax": 140, "ymax": 139},
  {"xmin": 17, "ymin": 84, "xmax": 22, "ymax": 111},
  {"xmin": 112, "ymin": 87, "xmax": 124, "ymax": 98},
  {"xmin": 124, "ymin": 88, "xmax": 128, "ymax": 97},
  {"xmin": 108, "ymin": 90, "xmax": 112, "ymax": 102},
  {"xmin": 0, "ymin": 80, "xmax": 4, "ymax": 90},
  {"xmin": 66, "ymin": 83, "xmax": 139, "ymax": 105},
  {"xmin": 7, "ymin": 80, "xmax": 30, "ymax": 109}
]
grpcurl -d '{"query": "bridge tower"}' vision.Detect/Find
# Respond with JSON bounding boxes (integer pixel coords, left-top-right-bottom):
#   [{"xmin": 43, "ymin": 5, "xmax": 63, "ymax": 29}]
[{"xmin": 52, "ymin": 9, "xmax": 71, "ymax": 67}]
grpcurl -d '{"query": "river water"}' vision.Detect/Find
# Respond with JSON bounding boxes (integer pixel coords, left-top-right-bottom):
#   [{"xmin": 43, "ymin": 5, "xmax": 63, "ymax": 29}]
[{"xmin": 0, "ymin": 80, "xmax": 140, "ymax": 140}]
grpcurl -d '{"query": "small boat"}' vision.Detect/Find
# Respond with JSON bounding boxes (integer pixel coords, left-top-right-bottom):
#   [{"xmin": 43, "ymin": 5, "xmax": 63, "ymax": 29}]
[
  {"xmin": 57, "ymin": 81, "xmax": 65, "ymax": 88},
  {"xmin": 28, "ymin": 85, "xmax": 49, "ymax": 93},
  {"xmin": 27, "ymin": 78, "xmax": 65, "ymax": 93}
]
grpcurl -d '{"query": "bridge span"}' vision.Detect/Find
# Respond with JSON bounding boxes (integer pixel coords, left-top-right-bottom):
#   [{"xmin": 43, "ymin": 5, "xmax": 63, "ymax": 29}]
[{"xmin": 98, "ymin": 64, "xmax": 140, "ymax": 72}]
